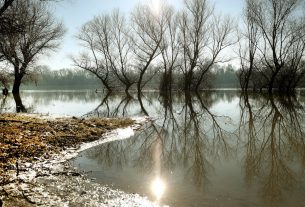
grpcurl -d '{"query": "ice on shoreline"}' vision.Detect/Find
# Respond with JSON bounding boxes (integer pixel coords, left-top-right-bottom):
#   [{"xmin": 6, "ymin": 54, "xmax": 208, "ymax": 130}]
[{"xmin": 1, "ymin": 115, "xmax": 162, "ymax": 207}]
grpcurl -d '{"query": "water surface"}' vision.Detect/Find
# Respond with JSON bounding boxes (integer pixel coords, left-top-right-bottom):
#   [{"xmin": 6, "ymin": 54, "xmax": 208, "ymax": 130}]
[{"xmin": 1, "ymin": 90, "xmax": 305, "ymax": 206}]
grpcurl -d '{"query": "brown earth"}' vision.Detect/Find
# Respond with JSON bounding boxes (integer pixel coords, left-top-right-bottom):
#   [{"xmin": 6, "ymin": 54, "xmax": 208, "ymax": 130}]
[{"xmin": 0, "ymin": 113, "xmax": 134, "ymax": 186}]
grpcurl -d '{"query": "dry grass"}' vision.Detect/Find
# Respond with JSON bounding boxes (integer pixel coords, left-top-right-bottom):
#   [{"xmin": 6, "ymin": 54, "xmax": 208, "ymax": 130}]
[{"xmin": 0, "ymin": 113, "xmax": 134, "ymax": 185}]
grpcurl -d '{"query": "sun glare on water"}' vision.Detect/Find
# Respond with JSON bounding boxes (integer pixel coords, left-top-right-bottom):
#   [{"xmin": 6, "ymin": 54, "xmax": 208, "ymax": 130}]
[{"xmin": 151, "ymin": 177, "xmax": 166, "ymax": 200}]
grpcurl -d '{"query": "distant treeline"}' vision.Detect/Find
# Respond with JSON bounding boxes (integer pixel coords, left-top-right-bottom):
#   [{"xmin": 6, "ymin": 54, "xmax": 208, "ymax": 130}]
[
  {"xmin": 22, "ymin": 64, "xmax": 239, "ymax": 90},
  {"xmin": 22, "ymin": 67, "xmax": 101, "ymax": 90}
]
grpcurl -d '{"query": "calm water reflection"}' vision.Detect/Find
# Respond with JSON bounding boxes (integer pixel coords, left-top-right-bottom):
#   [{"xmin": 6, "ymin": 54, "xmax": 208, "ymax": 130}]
[
  {"xmin": 1, "ymin": 90, "xmax": 305, "ymax": 206},
  {"xmin": 0, "ymin": 90, "xmax": 100, "ymax": 115}
]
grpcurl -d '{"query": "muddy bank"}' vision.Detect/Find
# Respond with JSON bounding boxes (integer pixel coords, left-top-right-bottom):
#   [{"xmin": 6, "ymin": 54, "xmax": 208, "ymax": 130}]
[
  {"xmin": 0, "ymin": 114, "xmax": 158, "ymax": 206},
  {"xmin": 0, "ymin": 113, "xmax": 134, "ymax": 184}
]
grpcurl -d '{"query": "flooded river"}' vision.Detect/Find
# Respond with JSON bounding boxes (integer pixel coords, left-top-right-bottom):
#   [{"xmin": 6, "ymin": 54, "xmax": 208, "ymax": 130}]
[{"xmin": 1, "ymin": 90, "xmax": 305, "ymax": 206}]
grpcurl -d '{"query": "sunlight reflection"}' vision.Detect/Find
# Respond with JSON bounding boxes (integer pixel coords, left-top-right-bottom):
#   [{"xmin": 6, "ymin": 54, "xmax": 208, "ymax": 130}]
[
  {"xmin": 117, "ymin": 127, "xmax": 134, "ymax": 139},
  {"xmin": 151, "ymin": 177, "xmax": 166, "ymax": 200}
]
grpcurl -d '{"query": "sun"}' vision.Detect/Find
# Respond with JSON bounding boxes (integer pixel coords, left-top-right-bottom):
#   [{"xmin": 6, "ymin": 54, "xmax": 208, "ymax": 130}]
[{"xmin": 150, "ymin": 0, "xmax": 162, "ymax": 16}]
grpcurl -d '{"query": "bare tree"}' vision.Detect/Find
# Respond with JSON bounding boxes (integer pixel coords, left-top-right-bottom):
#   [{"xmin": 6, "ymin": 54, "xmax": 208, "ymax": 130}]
[
  {"xmin": 246, "ymin": 0, "xmax": 305, "ymax": 94},
  {"xmin": 73, "ymin": 15, "xmax": 114, "ymax": 91},
  {"xmin": 72, "ymin": 0, "xmax": 236, "ymax": 93},
  {"xmin": 130, "ymin": 3, "xmax": 165, "ymax": 93},
  {"xmin": 193, "ymin": 14, "xmax": 235, "ymax": 91},
  {"xmin": 177, "ymin": 0, "xmax": 234, "ymax": 91},
  {"xmin": 238, "ymin": 0, "xmax": 259, "ymax": 92},
  {"xmin": 159, "ymin": 5, "xmax": 180, "ymax": 92},
  {"xmin": 67, "ymin": 5, "xmax": 172, "ymax": 101},
  {"xmin": 74, "ymin": 11, "xmax": 137, "ymax": 93},
  {"xmin": 0, "ymin": 0, "xmax": 63, "ymax": 34},
  {"xmin": 108, "ymin": 10, "xmax": 137, "ymax": 94},
  {"xmin": 178, "ymin": 0, "xmax": 211, "ymax": 91},
  {"xmin": 0, "ymin": 0, "xmax": 65, "ymax": 93}
]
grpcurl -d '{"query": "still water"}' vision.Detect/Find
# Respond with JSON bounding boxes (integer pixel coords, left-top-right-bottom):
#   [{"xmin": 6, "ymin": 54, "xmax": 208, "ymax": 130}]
[{"xmin": 1, "ymin": 90, "xmax": 305, "ymax": 207}]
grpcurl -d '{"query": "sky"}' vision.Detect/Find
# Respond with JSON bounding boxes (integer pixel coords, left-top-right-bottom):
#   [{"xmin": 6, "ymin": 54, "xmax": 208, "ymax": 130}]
[{"xmin": 40, "ymin": 0, "xmax": 244, "ymax": 70}]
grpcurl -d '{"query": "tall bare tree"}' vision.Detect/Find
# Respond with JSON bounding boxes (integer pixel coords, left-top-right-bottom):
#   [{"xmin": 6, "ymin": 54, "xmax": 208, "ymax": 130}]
[
  {"xmin": 74, "ymin": 10, "xmax": 136, "ymax": 93},
  {"xmin": 178, "ymin": 0, "xmax": 211, "ymax": 91},
  {"xmin": 178, "ymin": 0, "xmax": 234, "ymax": 91},
  {"xmin": 238, "ymin": 0, "xmax": 259, "ymax": 92},
  {"xmin": 108, "ymin": 10, "xmax": 136, "ymax": 94},
  {"xmin": 73, "ymin": 14, "xmax": 114, "ymax": 91},
  {"xmin": 0, "ymin": 0, "xmax": 65, "ymax": 93},
  {"xmin": 130, "ymin": 3, "xmax": 165, "ymax": 93},
  {"xmin": 245, "ymin": 0, "xmax": 305, "ymax": 93},
  {"xmin": 193, "ymin": 14, "xmax": 235, "ymax": 91},
  {"xmin": 159, "ymin": 5, "xmax": 180, "ymax": 92}
]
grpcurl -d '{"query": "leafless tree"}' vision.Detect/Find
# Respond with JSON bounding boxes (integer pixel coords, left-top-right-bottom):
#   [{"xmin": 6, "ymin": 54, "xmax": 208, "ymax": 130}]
[
  {"xmin": 73, "ymin": 14, "xmax": 114, "ymax": 91},
  {"xmin": 130, "ymin": 3, "xmax": 165, "ymax": 94},
  {"xmin": 74, "ymin": 10, "xmax": 136, "ymax": 94},
  {"xmin": 245, "ymin": 0, "xmax": 305, "ymax": 94},
  {"xmin": 0, "ymin": 0, "xmax": 65, "ymax": 93},
  {"xmin": 73, "ymin": 0, "xmax": 236, "ymax": 93},
  {"xmin": 178, "ymin": 0, "xmax": 211, "ymax": 91},
  {"xmin": 194, "ymin": 14, "xmax": 235, "ymax": 91},
  {"xmin": 0, "ymin": 0, "xmax": 62, "ymax": 92},
  {"xmin": 177, "ymin": 0, "xmax": 234, "ymax": 91},
  {"xmin": 238, "ymin": 0, "xmax": 259, "ymax": 92},
  {"xmin": 159, "ymin": 5, "xmax": 180, "ymax": 92},
  {"xmin": 0, "ymin": 0, "xmax": 63, "ymax": 34},
  {"xmin": 109, "ymin": 10, "xmax": 137, "ymax": 95}
]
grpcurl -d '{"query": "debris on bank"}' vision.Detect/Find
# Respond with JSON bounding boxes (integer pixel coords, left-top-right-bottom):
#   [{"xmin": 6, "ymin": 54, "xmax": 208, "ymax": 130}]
[{"xmin": 0, "ymin": 113, "xmax": 155, "ymax": 207}]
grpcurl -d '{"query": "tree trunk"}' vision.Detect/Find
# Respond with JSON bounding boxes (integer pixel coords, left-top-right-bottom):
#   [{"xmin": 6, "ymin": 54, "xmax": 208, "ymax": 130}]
[
  {"xmin": 244, "ymin": 70, "xmax": 251, "ymax": 93},
  {"xmin": 125, "ymin": 84, "xmax": 132, "ymax": 97},
  {"xmin": 103, "ymin": 82, "xmax": 112, "ymax": 92},
  {"xmin": 267, "ymin": 82, "xmax": 273, "ymax": 94},
  {"xmin": 160, "ymin": 72, "xmax": 172, "ymax": 92},
  {"xmin": 13, "ymin": 93, "xmax": 27, "ymax": 113},
  {"xmin": 137, "ymin": 71, "xmax": 145, "ymax": 93},
  {"xmin": 12, "ymin": 74, "xmax": 22, "ymax": 94},
  {"xmin": 194, "ymin": 69, "xmax": 209, "ymax": 91},
  {"xmin": 168, "ymin": 69, "xmax": 172, "ymax": 91},
  {"xmin": 184, "ymin": 71, "xmax": 193, "ymax": 91},
  {"xmin": 268, "ymin": 68, "xmax": 280, "ymax": 94}
]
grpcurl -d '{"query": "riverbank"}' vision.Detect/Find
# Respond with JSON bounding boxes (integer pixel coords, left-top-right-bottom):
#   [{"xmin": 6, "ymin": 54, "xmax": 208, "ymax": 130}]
[{"xmin": 0, "ymin": 113, "xmax": 156, "ymax": 206}]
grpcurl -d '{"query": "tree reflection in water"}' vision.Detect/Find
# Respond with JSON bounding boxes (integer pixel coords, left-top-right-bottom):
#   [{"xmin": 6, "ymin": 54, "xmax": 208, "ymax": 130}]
[
  {"xmin": 8, "ymin": 90, "xmax": 304, "ymax": 206},
  {"xmin": 0, "ymin": 94, "xmax": 8, "ymax": 113},
  {"xmin": 84, "ymin": 91, "xmax": 139, "ymax": 118},
  {"xmin": 81, "ymin": 91, "xmax": 237, "ymax": 196},
  {"xmin": 0, "ymin": 93, "xmax": 30, "ymax": 113},
  {"xmin": 239, "ymin": 92, "xmax": 305, "ymax": 205}
]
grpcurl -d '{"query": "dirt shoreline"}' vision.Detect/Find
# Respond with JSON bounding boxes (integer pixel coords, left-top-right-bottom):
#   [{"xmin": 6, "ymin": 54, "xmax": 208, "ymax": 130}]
[{"xmin": 0, "ymin": 114, "xmax": 156, "ymax": 207}]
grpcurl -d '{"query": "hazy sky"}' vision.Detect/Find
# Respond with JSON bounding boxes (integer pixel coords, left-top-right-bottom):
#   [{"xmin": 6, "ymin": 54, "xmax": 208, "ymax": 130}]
[{"xmin": 41, "ymin": 0, "xmax": 244, "ymax": 70}]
